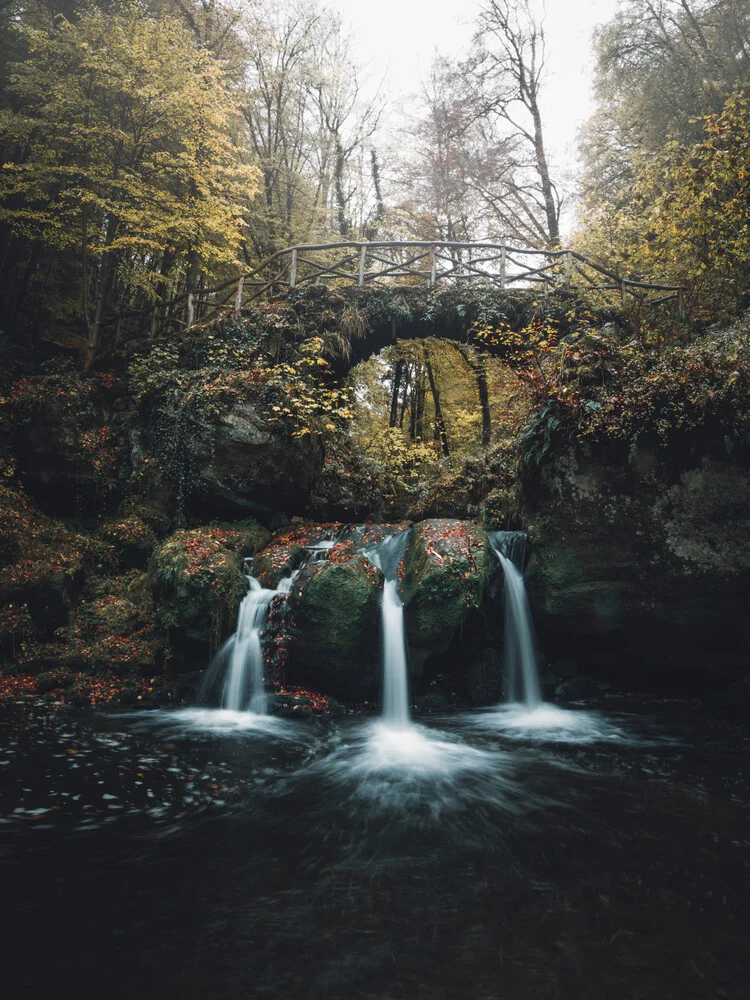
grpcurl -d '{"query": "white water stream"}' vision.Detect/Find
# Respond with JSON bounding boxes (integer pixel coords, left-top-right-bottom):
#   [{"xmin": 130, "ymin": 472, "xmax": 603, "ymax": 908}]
[
  {"xmin": 487, "ymin": 531, "xmax": 542, "ymax": 708},
  {"xmin": 365, "ymin": 531, "xmax": 412, "ymax": 727},
  {"xmin": 222, "ymin": 569, "xmax": 296, "ymax": 714},
  {"xmin": 218, "ymin": 536, "xmax": 345, "ymax": 716}
]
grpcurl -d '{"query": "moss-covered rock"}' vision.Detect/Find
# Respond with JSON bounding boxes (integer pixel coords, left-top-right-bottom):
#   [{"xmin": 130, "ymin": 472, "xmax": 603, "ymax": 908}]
[
  {"xmin": 149, "ymin": 522, "xmax": 268, "ymax": 666},
  {"xmin": 8, "ymin": 367, "xmax": 121, "ymax": 515},
  {"xmin": 15, "ymin": 571, "xmax": 166, "ymax": 677},
  {"xmin": 0, "ymin": 483, "xmax": 116, "ymax": 640},
  {"xmin": 286, "ymin": 553, "xmax": 383, "ymax": 700},
  {"xmin": 117, "ymin": 498, "xmax": 172, "ymax": 537},
  {"xmin": 401, "ymin": 519, "xmax": 494, "ymax": 675},
  {"xmin": 96, "ymin": 516, "xmax": 158, "ymax": 569},
  {"xmin": 252, "ymin": 543, "xmax": 306, "ymax": 589},
  {"xmin": 251, "ymin": 521, "xmax": 347, "ymax": 587}
]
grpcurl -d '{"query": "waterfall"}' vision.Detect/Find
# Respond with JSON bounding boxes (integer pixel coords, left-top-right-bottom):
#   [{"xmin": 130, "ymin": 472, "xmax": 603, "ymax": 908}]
[
  {"xmin": 222, "ymin": 571, "xmax": 290, "ymax": 715},
  {"xmin": 212, "ymin": 535, "xmax": 342, "ymax": 715},
  {"xmin": 487, "ymin": 531, "xmax": 542, "ymax": 708},
  {"xmin": 365, "ymin": 531, "xmax": 412, "ymax": 727}
]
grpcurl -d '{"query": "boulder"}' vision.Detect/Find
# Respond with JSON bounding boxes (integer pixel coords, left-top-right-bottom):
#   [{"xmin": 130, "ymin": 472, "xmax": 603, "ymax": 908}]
[
  {"xmin": 183, "ymin": 402, "xmax": 324, "ymax": 520},
  {"xmin": 96, "ymin": 516, "xmax": 158, "ymax": 569},
  {"xmin": 252, "ymin": 543, "xmax": 306, "ymax": 589},
  {"xmin": 286, "ymin": 553, "xmax": 383, "ymax": 701},
  {"xmin": 401, "ymin": 518, "xmax": 495, "ymax": 677},
  {"xmin": 149, "ymin": 522, "xmax": 268, "ymax": 667}
]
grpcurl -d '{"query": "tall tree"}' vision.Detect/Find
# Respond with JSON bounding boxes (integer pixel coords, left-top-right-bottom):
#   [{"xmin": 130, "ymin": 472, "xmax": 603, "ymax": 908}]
[
  {"xmin": 239, "ymin": 0, "xmax": 383, "ymax": 259},
  {"xmin": 580, "ymin": 0, "xmax": 750, "ymax": 226},
  {"xmin": 473, "ymin": 0, "xmax": 562, "ymax": 246},
  {"xmin": 0, "ymin": 7, "xmax": 257, "ymax": 358}
]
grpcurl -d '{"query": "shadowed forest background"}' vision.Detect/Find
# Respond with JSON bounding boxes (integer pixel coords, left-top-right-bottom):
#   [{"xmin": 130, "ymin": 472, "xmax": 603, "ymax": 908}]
[{"xmin": 1, "ymin": 0, "xmax": 750, "ymax": 705}]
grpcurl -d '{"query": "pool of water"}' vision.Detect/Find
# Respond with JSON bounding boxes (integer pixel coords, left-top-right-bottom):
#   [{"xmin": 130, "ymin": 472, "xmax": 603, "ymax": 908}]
[{"xmin": 2, "ymin": 699, "xmax": 749, "ymax": 999}]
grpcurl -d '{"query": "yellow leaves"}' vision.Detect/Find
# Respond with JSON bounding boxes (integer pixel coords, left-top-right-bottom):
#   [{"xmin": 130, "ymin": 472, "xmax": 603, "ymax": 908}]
[{"xmin": 0, "ymin": 6, "xmax": 259, "ymax": 311}]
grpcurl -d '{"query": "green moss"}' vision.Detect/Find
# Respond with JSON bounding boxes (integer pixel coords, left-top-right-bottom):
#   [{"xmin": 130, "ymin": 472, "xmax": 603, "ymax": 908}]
[
  {"xmin": 96, "ymin": 515, "xmax": 158, "ymax": 568},
  {"xmin": 17, "ymin": 571, "xmax": 166, "ymax": 676},
  {"xmin": 287, "ymin": 555, "xmax": 383, "ymax": 700},
  {"xmin": 149, "ymin": 526, "xmax": 248, "ymax": 647},
  {"xmin": 402, "ymin": 519, "xmax": 493, "ymax": 664},
  {"xmin": 300, "ymin": 561, "xmax": 378, "ymax": 653}
]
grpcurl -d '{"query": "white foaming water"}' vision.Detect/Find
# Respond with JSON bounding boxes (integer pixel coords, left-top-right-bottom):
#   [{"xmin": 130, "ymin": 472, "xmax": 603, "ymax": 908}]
[
  {"xmin": 221, "ymin": 567, "xmax": 298, "ymax": 715},
  {"xmin": 467, "ymin": 703, "xmax": 630, "ymax": 744},
  {"xmin": 300, "ymin": 718, "xmax": 523, "ymax": 815},
  {"xmin": 126, "ymin": 707, "xmax": 294, "ymax": 737},
  {"xmin": 365, "ymin": 531, "xmax": 412, "ymax": 727},
  {"xmin": 463, "ymin": 703, "xmax": 680, "ymax": 748},
  {"xmin": 487, "ymin": 532, "xmax": 542, "ymax": 708},
  {"xmin": 222, "ymin": 577, "xmax": 275, "ymax": 714}
]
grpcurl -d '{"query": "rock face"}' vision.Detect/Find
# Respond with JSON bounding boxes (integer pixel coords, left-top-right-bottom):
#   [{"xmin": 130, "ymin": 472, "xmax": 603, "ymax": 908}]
[
  {"xmin": 524, "ymin": 442, "xmax": 750, "ymax": 690},
  {"xmin": 286, "ymin": 553, "xmax": 383, "ymax": 700},
  {"xmin": 12, "ymin": 376, "xmax": 120, "ymax": 515},
  {"xmin": 185, "ymin": 402, "xmax": 324, "ymax": 520},
  {"xmin": 401, "ymin": 519, "xmax": 495, "ymax": 677},
  {"xmin": 148, "ymin": 522, "xmax": 269, "ymax": 667}
]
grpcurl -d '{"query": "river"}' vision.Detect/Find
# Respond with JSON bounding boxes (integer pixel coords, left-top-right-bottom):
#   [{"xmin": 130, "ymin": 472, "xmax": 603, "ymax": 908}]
[{"xmin": 1, "ymin": 698, "xmax": 748, "ymax": 999}]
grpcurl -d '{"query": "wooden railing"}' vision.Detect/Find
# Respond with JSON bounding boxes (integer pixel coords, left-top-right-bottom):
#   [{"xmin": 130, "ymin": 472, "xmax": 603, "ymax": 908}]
[{"xmin": 126, "ymin": 240, "xmax": 686, "ymax": 338}]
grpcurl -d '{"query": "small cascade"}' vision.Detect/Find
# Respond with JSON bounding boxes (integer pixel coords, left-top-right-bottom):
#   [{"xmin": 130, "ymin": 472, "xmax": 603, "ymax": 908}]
[
  {"xmin": 365, "ymin": 531, "xmax": 412, "ymax": 727},
  {"xmin": 213, "ymin": 536, "xmax": 341, "ymax": 716},
  {"xmin": 222, "ymin": 567, "xmax": 293, "ymax": 715},
  {"xmin": 487, "ymin": 531, "xmax": 542, "ymax": 708}
]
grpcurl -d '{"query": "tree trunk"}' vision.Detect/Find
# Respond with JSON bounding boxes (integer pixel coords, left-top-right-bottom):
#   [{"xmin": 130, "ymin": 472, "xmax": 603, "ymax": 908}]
[
  {"xmin": 425, "ymin": 357, "xmax": 450, "ymax": 457},
  {"xmin": 389, "ymin": 358, "xmax": 404, "ymax": 427},
  {"xmin": 530, "ymin": 97, "xmax": 559, "ymax": 246},
  {"xmin": 457, "ymin": 345, "xmax": 491, "ymax": 447},
  {"xmin": 334, "ymin": 135, "xmax": 350, "ymax": 237},
  {"xmin": 399, "ymin": 364, "xmax": 412, "ymax": 429}
]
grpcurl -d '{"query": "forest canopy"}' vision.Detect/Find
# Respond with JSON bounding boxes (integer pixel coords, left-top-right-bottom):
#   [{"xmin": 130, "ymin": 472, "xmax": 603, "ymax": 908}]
[{"xmin": 1, "ymin": 0, "xmax": 749, "ymax": 502}]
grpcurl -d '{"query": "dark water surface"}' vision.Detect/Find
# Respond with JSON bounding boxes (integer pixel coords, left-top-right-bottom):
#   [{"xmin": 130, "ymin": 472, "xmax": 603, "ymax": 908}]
[{"xmin": 1, "ymin": 699, "xmax": 749, "ymax": 1000}]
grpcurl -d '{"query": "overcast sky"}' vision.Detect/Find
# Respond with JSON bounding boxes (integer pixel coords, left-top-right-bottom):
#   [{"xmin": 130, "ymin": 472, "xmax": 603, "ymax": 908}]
[{"xmin": 325, "ymin": 0, "xmax": 620, "ymax": 176}]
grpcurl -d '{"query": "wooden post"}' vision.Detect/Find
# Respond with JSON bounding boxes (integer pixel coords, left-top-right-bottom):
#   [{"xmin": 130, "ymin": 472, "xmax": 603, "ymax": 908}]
[
  {"xmin": 289, "ymin": 249, "xmax": 298, "ymax": 288},
  {"xmin": 186, "ymin": 292, "xmax": 194, "ymax": 330},
  {"xmin": 359, "ymin": 244, "xmax": 367, "ymax": 287},
  {"xmin": 565, "ymin": 251, "xmax": 573, "ymax": 285},
  {"xmin": 150, "ymin": 306, "xmax": 158, "ymax": 339},
  {"xmin": 499, "ymin": 248, "xmax": 506, "ymax": 289},
  {"xmin": 429, "ymin": 245, "xmax": 437, "ymax": 287},
  {"xmin": 678, "ymin": 288, "xmax": 685, "ymax": 319},
  {"xmin": 234, "ymin": 275, "xmax": 244, "ymax": 311}
]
